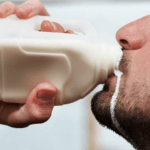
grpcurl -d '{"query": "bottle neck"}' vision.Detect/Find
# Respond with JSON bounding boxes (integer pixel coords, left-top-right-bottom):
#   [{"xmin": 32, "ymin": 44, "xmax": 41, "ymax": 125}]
[
  {"xmin": 95, "ymin": 43, "xmax": 123, "ymax": 84},
  {"xmin": 108, "ymin": 44, "xmax": 123, "ymax": 75}
]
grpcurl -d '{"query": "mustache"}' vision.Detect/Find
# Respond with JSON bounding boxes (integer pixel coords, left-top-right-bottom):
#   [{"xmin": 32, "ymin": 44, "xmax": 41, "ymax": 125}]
[{"xmin": 119, "ymin": 51, "xmax": 131, "ymax": 75}]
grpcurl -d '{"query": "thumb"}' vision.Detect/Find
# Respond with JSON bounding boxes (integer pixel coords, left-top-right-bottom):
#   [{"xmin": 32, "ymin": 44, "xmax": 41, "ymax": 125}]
[
  {"xmin": 0, "ymin": 82, "xmax": 56, "ymax": 128},
  {"xmin": 23, "ymin": 82, "xmax": 56, "ymax": 125}
]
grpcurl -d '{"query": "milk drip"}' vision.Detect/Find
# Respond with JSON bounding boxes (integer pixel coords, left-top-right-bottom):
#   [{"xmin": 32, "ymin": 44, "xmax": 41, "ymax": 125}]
[{"xmin": 0, "ymin": 14, "xmax": 123, "ymax": 105}]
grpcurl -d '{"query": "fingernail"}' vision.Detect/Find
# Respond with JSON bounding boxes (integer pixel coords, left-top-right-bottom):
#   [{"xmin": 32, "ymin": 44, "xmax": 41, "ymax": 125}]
[
  {"xmin": 37, "ymin": 90, "xmax": 55, "ymax": 101},
  {"xmin": 17, "ymin": 5, "xmax": 32, "ymax": 17},
  {"xmin": 51, "ymin": 22, "xmax": 57, "ymax": 31}
]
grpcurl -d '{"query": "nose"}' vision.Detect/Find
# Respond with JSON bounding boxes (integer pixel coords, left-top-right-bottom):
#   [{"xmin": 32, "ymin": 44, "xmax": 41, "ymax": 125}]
[{"xmin": 116, "ymin": 20, "xmax": 146, "ymax": 50}]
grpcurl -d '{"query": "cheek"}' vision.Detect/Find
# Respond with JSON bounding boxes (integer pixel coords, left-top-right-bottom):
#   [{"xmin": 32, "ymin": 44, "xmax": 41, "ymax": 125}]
[
  {"xmin": 124, "ymin": 43, "xmax": 150, "ymax": 94},
  {"xmin": 134, "ymin": 43, "xmax": 150, "ymax": 79}
]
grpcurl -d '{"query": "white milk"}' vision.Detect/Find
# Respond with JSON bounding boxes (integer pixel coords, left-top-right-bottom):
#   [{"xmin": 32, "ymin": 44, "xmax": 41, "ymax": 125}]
[
  {"xmin": 110, "ymin": 60, "xmax": 138, "ymax": 150},
  {"xmin": 0, "ymin": 14, "xmax": 123, "ymax": 105},
  {"xmin": 110, "ymin": 70, "xmax": 125, "ymax": 135}
]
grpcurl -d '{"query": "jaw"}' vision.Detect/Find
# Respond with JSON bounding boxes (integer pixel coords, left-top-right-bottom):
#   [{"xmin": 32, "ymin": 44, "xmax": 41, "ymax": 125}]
[
  {"xmin": 91, "ymin": 49, "xmax": 131, "ymax": 137},
  {"xmin": 91, "ymin": 72, "xmax": 118, "ymax": 127},
  {"xmin": 91, "ymin": 73, "xmax": 133, "ymax": 146}
]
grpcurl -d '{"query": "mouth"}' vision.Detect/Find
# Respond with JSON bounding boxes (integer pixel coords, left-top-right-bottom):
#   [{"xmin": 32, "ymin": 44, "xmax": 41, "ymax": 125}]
[{"xmin": 103, "ymin": 73, "xmax": 118, "ymax": 92}]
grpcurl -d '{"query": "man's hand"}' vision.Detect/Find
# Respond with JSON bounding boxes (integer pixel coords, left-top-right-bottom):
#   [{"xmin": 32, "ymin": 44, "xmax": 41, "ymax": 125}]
[{"xmin": 0, "ymin": 0, "xmax": 74, "ymax": 128}]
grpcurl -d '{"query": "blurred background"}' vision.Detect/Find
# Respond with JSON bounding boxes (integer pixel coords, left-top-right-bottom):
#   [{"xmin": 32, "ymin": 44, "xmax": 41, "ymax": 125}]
[{"xmin": 0, "ymin": 0, "xmax": 150, "ymax": 150}]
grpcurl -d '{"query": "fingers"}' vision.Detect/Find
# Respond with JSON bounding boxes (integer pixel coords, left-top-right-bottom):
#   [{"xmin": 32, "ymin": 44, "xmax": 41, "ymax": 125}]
[
  {"xmin": 0, "ymin": 1, "xmax": 75, "ymax": 34},
  {"xmin": 15, "ymin": 0, "xmax": 50, "ymax": 19},
  {"xmin": 0, "ymin": 1, "xmax": 16, "ymax": 18},
  {"xmin": 40, "ymin": 21, "xmax": 65, "ymax": 32},
  {"xmin": 65, "ymin": 30, "xmax": 76, "ymax": 34},
  {"xmin": 40, "ymin": 20, "xmax": 75, "ymax": 34},
  {"xmin": 0, "ymin": 82, "xmax": 56, "ymax": 128}
]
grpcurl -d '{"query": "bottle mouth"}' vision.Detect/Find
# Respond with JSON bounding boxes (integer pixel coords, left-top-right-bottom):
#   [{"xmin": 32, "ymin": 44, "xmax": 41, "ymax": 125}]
[
  {"xmin": 107, "ymin": 44, "xmax": 123, "ymax": 77},
  {"xmin": 94, "ymin": 40, "xmax": 123, "ymax": 84}
]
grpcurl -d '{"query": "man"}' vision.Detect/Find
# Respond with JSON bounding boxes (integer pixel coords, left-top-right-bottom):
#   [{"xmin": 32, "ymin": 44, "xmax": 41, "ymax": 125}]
[
  {"xmin": 0, "ymin": 0, "xmax": 148, "ymax": 149},
  {"xmin": 91, "ymin": 15, "xmax": 150, "ymax": 150}
]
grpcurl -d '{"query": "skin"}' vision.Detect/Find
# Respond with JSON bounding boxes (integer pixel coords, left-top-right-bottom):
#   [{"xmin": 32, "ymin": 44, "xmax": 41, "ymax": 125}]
[
  {"xmin": 0, "ymin": 0, "xmax": 74, "ymax": 128},
  {"xmin": 91, "ymin": 16, "xmax": 150, "ymax": 150},
  {"xmin": 1, "ymin": 1, "xmax": 149, "ymax": 149}
]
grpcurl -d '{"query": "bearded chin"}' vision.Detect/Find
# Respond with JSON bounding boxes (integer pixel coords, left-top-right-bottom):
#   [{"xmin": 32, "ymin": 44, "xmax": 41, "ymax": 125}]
[{"xmin": 91, "ymin": 84, "xmax": 116, "ymax": 129}]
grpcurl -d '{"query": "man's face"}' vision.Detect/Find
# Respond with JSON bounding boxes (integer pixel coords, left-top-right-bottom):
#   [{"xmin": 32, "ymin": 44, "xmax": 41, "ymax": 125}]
[{"xmin": 91, "ymin": 15, "xmax": 150, "ymax": 149}]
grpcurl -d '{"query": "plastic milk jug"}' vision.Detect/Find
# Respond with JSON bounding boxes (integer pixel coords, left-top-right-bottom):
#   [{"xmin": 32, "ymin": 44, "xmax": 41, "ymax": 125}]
[{"xmin": 0, "ymin": 14, "xmax": 122, "ymax": 105}]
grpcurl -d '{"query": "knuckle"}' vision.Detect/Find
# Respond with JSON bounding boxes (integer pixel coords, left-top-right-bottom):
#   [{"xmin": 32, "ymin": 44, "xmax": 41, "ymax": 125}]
[
  {"xmin": 31, "ymin": 110, "xmax": 51, "ymax": 123},
  {"xmin": 2, "ymin": 1, "xmax": 16, "ymax": 7},
  {"xmin": 26, "ymin": 0, "xmax": 42, "ymax": 9},
  {"xmin": 36, "ymin": 0, "xmax": 43, "ymax": 6}
]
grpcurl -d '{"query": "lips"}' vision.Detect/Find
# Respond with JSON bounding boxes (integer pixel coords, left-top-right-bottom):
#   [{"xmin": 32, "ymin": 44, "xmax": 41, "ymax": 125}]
[{"xmin": 104, "ymin": 73, "xmax": 117, "ymax": 91}]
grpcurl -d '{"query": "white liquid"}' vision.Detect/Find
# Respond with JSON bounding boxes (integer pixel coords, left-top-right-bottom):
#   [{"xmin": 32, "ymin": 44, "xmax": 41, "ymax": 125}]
[
  {"xmin": 110, "ymin": 70, "xmax": 138, "ymax": 150},
  {"xmin": 110, "ymin": 70, "xmax": 125, "ymax": 135}
]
